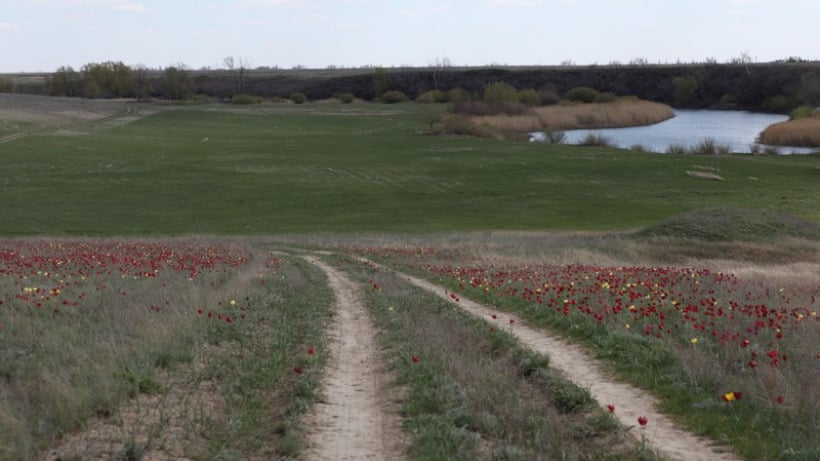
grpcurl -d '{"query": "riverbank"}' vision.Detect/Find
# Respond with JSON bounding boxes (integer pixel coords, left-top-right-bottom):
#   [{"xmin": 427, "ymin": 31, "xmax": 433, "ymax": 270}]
[
  {"xmin": 469, "ymin": 99, "xmax": 674, "ymax": 135},
  {"xmin": 759, "ymin": 117, "xmax": 820, "ymax": 147}
]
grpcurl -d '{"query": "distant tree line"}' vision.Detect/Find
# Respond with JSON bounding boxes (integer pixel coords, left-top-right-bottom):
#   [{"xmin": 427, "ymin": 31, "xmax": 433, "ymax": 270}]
[{"xmin": 2, "ymin": 60, "xmax": 819, "ymax": 112}]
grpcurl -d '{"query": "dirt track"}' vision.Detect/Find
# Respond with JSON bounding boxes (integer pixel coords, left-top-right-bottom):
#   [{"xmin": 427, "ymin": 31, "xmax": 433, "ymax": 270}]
[
  {"xmin": 360, "ymin": 257, "xmax": 743, "ymax": 461},
  {"xmin": 301, "ymin": 256, "xmax": 405, "ymax": 461}
]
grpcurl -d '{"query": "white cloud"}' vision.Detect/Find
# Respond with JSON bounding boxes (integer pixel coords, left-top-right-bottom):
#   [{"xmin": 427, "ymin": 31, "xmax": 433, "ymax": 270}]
[{"xmin": 0, "ymin": 21, "xmax": 21, "ymax": 31}]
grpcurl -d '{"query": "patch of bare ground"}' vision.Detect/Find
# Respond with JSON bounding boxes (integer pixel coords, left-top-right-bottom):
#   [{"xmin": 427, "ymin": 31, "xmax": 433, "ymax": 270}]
[
  {"xmin": 360, "ymin": 257, "xmax": 743, "ymax": 461},
  {"xmin": 301, "ymin": 256, "xmax": 405, "ymax": 461},
  {"xmin": 42, "ymin": 372, "xmax": 225, "ymax": 461}
]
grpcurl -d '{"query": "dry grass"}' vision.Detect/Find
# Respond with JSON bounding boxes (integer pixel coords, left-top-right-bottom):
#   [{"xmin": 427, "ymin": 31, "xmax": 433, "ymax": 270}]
[
  {"xmin": 759, "ymin": 117, "xmax": 820, "ymax": 147},
  {"xmin": 471, "ymin": 99, "xmax": 674, "ymax": 133}
]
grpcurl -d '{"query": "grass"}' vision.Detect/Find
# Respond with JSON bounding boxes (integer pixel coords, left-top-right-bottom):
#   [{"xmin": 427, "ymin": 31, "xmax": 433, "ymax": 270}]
[
  {"xmin": 0, "ymin": 240, "xmax": 335, "ymax": 460},
  {"xmin": 353, "ymin": 242, "xmax": 820, "ymax": 461},
  {"xmin": 330, "ymin": 252, "xmax": 658, "ymax": 461},
  {"xmin": 1, "ymin": 98, "xmax": 819, "ymax": 235},
  {"xmin": 759, "ymin": 117, "xmax": 820, "ymax": 147}
]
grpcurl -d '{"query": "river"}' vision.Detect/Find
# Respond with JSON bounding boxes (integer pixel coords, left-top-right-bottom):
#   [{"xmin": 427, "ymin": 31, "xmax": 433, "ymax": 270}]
[{"xmin": 531, "ymin": 109, "xmax": 818, "ymax": 154}]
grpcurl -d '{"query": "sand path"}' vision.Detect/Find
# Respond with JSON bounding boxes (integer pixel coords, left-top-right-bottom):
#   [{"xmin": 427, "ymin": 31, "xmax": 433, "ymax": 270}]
[
  {"xmin": 359, "ymin": 257, "xmax": 742, "ymax": 461},
  {"xmin": 301, "ymin": 256, "xmax": 405, "ymax": 461}
]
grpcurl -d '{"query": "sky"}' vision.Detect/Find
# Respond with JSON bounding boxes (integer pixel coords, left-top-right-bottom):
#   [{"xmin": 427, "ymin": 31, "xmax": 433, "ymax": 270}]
[{"xmin": 1, "ymin": 0, "xmax": 818, "ymax": 73}]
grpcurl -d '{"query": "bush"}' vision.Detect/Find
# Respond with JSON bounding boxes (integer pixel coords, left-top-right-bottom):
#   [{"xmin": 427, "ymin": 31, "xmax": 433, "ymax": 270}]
[
  {"xmin": 0, "ymin": 78, "xmax": 13, "ymax": 93},
  {"xmin": 541, "ymin": 131, "xmax": 566, "ymax": 144},
  {"xmin": 666, "ymin": 144, "xmax": 687, "ymax": 154},
  {"xmin": 231, "ymin": 93, "xmax": 263, "ymax": 104},
  {"xmin": 689, "ymin": 138, "xmax": 731, "ymax": 155},
  {"xmin": 790, "ymin": 105, "xmax": 818, "ymax": 120},
  {"xmin": 336, "ymin": 92, "xmax": 354, "ymax": 103},
  {"xmin": 441, "ymin": 114, "xmax": 501, "ymax": 139},
  {"xmin": 577, "ymin": 133, "xmax": 612, "ymax": 147},
  {"xmin": 762, "ymin": 94, "xmax": 793, "ymax": 113},
  {"xmin": 416, "ymin": 90, "xmax": 447, "ymax": 103},
  {"xmin": 565, "ymin": 86, "xmax": 599, "ymax": 103},
  {"xmin": 517, "ymin": 89, "xmax": 541, "ymax": 106},
  {"xmin": 537, "ymin": 90, "xmax": 561, "ymax": 106},
  {"xmin": 290, "ymin": 92, "xmax": 307, "ymax": 104},
  {"xmin": 380, "ymin": 90, "xmax": 408, "ymax": 104},
  {"xmin": 594, "ymin": 92, "xmax": 618, "ymax": 103},
  {"xmin": 483, "ymin": 82, "xmax": 519, "ymax": 105},
  {"xmin": 446, "ymin": 88, "xmax": 471, "ymax": 103}
]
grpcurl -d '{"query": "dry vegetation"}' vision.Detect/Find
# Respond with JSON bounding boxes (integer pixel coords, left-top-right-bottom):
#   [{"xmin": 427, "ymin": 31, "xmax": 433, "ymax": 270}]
[
  {"xmin": 759, "ymin": 117, "xmax": 820, "ymax": 147},
  {"xmin": 471, "ymin": 99, "xmax": 674, "ymax": 134}
]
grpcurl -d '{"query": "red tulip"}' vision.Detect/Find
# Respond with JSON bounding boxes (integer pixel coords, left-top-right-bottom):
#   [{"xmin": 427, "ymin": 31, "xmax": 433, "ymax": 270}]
[
  {"xmin": 637, "ymin": 416, "xmax": 648, "ymax": 426},
  {"xmin": 606, "ymin": 404, "xmax": 615, "ymax": 413},
  {"xmin": 411, "ymin": 355, "xmax": 420, "ymax": 363},
  {"xmin": 307, "ymin": 346, "xmax": 315, "ymax": 355}
]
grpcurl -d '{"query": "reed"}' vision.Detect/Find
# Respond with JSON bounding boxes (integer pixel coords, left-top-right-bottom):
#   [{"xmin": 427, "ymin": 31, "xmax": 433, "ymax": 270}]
[
  {"xmin": 759, "ymin": 117, "xmax": 820, "ymax": 147},
  {"xmin": 471, "ymin": 99, "xmax": 673, "ymax": 134}
]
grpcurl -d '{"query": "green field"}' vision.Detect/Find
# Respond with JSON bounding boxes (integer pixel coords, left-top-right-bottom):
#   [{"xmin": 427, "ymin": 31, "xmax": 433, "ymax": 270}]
[{"xmin": 2, "ymin": 101, "xmax": 819, "ymax": 235}]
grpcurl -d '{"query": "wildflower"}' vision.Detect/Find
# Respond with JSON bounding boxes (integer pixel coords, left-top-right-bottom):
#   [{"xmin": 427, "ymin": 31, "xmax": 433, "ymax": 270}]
[
  {"xmin": 690, "ymin": 338, "xmax": 698, "ymax": 344},
  {"xmin": 606, "ymin": 404, "xmax": 615, "ymax": 413},
  {"xmin": 411, "ymin": 355, "xmax": 420, "ymax": 363},
  {"xmin": 748, "ymin": 360, "xmax": 757, "ymax": 368},
  {"xmin": 638, "ymin": 416, "xmax": 648, "ymax": 426},
  {"xmin": 722, "ymin": 391, "xmax": 742, "ymax": 402},
  {"xmin": 294, "ymin": 366, "xmax": 303, "ymax": 375},
  {"xmin": 774, "ymin": 396, "xmax": 784, "ymax": 404},
  {"xmin": 225, "ymin": 316, "xmax": 233, "ymax": 323},
  {"xmin": 197, "ymin": 308, "xmax": 204, "ymax": 315},
  {"xmin": 307, "ymin": 346, "xmax": 315, "ymax": 355}
]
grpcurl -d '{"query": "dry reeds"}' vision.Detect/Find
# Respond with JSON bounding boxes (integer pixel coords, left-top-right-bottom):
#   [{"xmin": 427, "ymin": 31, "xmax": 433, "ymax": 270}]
[
  {"xmin": 470, "ymin": 100, "xmax": 674, "ymax": 133},
  {"xmin": 759, "ymin": 118, "xmax": 820, "ymax": 147}
]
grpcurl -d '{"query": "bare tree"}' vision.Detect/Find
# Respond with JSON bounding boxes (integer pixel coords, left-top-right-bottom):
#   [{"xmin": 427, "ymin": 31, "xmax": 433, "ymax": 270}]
[
  {"xmin": 223, "ymin": 56, "xmax": 250, "ymax": 94},
  {"xmin": 429, "ymin": 56, "xmax": 451, "ymax": 90}
]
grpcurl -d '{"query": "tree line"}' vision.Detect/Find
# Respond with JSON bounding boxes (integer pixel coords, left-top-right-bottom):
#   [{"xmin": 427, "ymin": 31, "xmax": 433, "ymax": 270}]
[{"xmin": 2, "ymin": 60, "xmax": 818, "ymax": 113}]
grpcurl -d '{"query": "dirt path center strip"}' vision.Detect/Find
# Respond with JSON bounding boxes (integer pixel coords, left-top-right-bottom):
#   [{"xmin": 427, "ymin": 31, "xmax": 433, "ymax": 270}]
[
  {"xmin": 301, "ymin": 256, "xmax": 405, "ymax": 461},
  {"xmin": 359, "ymin": 257, "xmax": 741, "ymax": 461}
]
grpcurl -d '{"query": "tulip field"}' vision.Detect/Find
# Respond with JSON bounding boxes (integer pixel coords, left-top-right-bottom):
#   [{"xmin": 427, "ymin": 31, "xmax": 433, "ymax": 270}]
[{"xmin": 350, "ymin": 245, "xmax": 819, "ymax": 460}]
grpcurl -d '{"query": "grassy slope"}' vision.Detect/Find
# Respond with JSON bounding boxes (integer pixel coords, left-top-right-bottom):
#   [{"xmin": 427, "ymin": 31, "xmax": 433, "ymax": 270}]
[{"xmin": 1, "ymin": 103, "xmax": 819, "ymax": 235}]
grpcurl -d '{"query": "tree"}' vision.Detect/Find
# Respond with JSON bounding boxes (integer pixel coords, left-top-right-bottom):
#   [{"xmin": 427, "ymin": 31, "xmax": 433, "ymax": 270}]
[
  {"xmin": 429, "ymin": 56, "xmax": 451, "ymax": 90},
  {"xmin": 49, "ymin": 66, "xmax": 81, "ymax": 97},
  {"xmin": 80, "ymin": 61, "xmax": 132, "ymax": 98},
  {"xmin": 373, "ymin": 67, "xmax": 390, "ymax": 99},
  {"xmin": 224, "ymin": 56, "xmax": 250, "ymax": 95},
  {"xmin": 161, "ymin": 66, "xmax": 194, "ymax": 100},
  {"xmin": 131, "ymin": 64, "xmax": 153, "ymax": 101},
  {"xmin": 673, "ymin": 75, "xmax": 699, "ymax": 107}
]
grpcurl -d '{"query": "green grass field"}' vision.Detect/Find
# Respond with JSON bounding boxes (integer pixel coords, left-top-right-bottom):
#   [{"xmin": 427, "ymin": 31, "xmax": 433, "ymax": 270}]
[{"xmin": 2, "ymin": 101, "xmax": 819, "ymax": 235}]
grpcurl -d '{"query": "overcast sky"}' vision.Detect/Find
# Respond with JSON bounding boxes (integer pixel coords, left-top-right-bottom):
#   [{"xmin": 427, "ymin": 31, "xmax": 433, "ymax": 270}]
[{"xmin": 1, "ymin": 0, "xmax": 818, "ymax": 73}]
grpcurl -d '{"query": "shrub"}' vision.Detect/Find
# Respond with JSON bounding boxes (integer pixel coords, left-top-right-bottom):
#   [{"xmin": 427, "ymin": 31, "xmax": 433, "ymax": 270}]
[
  {"xmin": 762, "ymin": 94, "xmax": 792, "ymax": 113},
  {"xmin": 666, "ymin": 144, "xmax": 687, "ymax": 154},
  {"xmin": 290, "ymin": 92, "xmax": 307, "ymax": 104},
  {"xmin": 542, "ymin": 131, "xmax": 566, "ymax": 144},
  {"xmin": 790, "ymin": 105, "xmax": 818, "ymax": 120},
  {"xmin": 231, "ymin": 93, "xmax": 263, "ymax": 104},
  {"xmin": 565, "ymin": 86, "xmax": 599, "ymax": 103},
  {"xmin": 577, "ymin": 133, "xmax": 612, "ymax": 147},
  {"xmin": 483, "ymin": 82, "xmax": 519, "ymax": 105},
  {"xmin": 688, "ymin": 138, "xmax": 731, "ymax": 155},
  {"xmin": 441, "ymin": 114, "xmax": 501, "ymax": 139},
  {"xmin": 630, "ymin": 144, "xmax": 647, "ymax": 152},
  {"xmin": 517, "ymin": 89, "xmax": 541, "ymax": 106},
  {"xmin": 720, "ymin": 94, "xmax": 737, "ymax": 105},
  {"xmin": 416, "ymin": 90, "xmax": 447, "ymax": 103},
  {"xmin": 0, "ymin": 78, "xmax": 13, "ymax": 93},
  {"xmin": 594, "ymin": 92, "xmax": 618, "ymax": 103},
  {"xmin": 446, "ymin": 87, "xmax": 471, "ymax": 103},
  {"xmin": 380, "ymin": 90, "xmax": 408, "ymax": 104},
  {"xmin": 336, "ymin": 92, "xmax": 355, "ymax": 103},
  {"xmin": 537, "ymin": 90, "xmax": 561, "ymax": 106}
]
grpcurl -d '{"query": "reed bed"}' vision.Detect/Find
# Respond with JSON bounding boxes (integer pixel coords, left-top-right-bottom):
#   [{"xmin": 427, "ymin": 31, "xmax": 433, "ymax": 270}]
[
  {"xmin": 471, "ymin": 100, "xmax": 674, "ymax": 133},
  {"xmin": 759, "ymin": 117, "xmax": 820, "ymax": 147}
]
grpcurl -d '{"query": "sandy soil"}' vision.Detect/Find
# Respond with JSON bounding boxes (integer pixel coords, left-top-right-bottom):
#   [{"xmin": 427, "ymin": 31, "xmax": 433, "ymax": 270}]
[
  {"xmin": 301, "ymin": 256, "xmax": 406, "ymax": 461},
  {"xmin": 361, "ymin": 257, "xmax": 743, "ymax": 461}
]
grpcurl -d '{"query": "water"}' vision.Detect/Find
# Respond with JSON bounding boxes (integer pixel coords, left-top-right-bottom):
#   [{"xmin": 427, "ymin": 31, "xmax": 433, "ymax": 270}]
[{"xmin": 530, "ymin": 109, "xmax": 818, "ymax": 154}]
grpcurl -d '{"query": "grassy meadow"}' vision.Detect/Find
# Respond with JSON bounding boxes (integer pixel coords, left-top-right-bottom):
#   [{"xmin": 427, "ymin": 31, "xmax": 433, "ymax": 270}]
[
  {"xmin": 1, "ymin": 95, "xmax": 819, "ymax": 460},
  {"xmin": 1, "ymin": 98, "xmax": 819, "ymax": 235}
]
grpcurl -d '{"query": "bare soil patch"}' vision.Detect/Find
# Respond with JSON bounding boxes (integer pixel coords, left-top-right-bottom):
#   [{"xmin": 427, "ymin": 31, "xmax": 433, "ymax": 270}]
[
  {"xmin": 362, "ymin": 257, "xmax": 743, "ymax": 461},
  {"xmin": 301, "ymin": 256, "xmax": 405, "ymax": 461}
]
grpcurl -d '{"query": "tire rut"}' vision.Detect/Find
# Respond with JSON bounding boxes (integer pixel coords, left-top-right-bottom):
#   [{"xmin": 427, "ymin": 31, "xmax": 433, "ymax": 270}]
[
  {"xmin": 301, "ymin": 255, "xmax": 405, "ymax": 461},
  {"xmin": 359, "ymin": 257, "xmax": 742, "ymax": 461}
]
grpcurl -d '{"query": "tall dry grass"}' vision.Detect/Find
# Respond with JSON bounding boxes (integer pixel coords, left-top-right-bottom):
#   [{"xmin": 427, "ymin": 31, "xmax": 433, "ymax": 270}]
[
  {"xmin": 471, "ymin": 100, "xmax": 674, "ymax": 133},
  {"xmin": 759, "ymin": 117, "xmax": 820, "ymax": 147}
]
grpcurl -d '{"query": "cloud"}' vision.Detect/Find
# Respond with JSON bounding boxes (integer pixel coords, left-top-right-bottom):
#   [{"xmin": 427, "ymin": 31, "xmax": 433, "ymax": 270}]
[
  {"xmin": 112, "ymin": 2, "xmax": 148, "ymax": 13},
  {"xmin": 0, "ymin": 21, "xmax": 21, "ymax": 31}
]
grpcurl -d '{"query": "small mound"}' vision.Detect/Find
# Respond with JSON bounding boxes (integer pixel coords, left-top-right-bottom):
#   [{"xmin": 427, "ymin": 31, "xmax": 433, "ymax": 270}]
[{"xmin": 637, "ymin": 208, "xmax": 820, "ymax": 241}]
